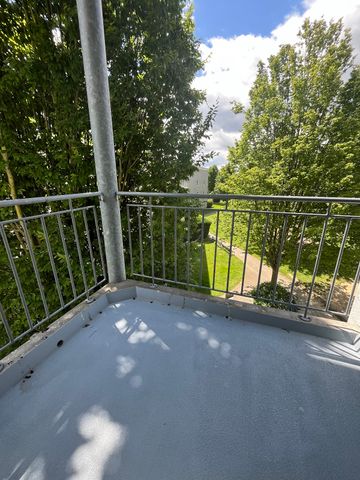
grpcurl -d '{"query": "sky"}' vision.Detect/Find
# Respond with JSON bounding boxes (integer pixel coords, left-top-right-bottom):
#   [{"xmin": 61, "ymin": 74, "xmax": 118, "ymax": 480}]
[
  {"xmin": 194, "ymin": 0, "xmax": 305, "ymax": 39},
  {"xmin": 193, "ymin": 0, "xmax": 360, "ymax": 167}
]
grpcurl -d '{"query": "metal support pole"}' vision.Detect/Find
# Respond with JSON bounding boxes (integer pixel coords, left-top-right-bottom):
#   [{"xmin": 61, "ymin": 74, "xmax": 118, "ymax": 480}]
[{"xmin": 76, "ymin": 0, "xmax": 126, "ymax": 282}]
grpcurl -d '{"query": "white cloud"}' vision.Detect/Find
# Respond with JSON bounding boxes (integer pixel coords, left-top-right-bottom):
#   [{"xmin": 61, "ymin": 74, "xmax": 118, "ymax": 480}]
[{"xmin": 195, "ymin": 0, "xmax": 360, "ymax": 167}]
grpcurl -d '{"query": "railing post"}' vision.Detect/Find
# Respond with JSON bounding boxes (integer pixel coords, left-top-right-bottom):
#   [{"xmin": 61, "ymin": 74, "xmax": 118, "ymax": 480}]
[{"xmin": 76, "ymin": 0, "xmax": 126, "ymax": 282}]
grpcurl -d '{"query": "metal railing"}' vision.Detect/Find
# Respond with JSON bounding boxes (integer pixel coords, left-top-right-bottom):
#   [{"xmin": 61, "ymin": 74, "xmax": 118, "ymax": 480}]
[
  {"xmin": 119, "ymin": 192, "xmax": 360, "ymax": 321},
  {"xmin": 1, "ymin": 189, "xmax": 360, "ymax": 355},
  {"xmin": 0, "ymin": 192, "xmax": 106, "ymax": 353}
]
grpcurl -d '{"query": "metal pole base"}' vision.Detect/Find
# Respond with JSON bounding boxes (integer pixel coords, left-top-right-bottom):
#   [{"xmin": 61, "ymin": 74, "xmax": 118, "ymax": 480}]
[{"xmin": 298, "ymin": 314, "xmax": 312, "ymax": 322}]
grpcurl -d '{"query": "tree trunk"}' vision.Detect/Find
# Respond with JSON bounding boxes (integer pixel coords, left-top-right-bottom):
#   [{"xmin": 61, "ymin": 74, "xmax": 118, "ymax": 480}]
[
  {"xmin": 1, "ymin": 145, "xmax": 28, "ymax": 249},
  {"xmin": 270, "ymin": 262, "xmax": 280, "ymax": 288},
  {"xmin": 2, "ymin": 145, "xmax": 24, "ymax": 220}
]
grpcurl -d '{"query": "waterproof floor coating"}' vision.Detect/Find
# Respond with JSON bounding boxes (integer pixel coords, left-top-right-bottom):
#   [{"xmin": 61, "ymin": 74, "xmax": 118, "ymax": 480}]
[{"xmin": 1, "ymin": 298, "xmax": 360, "ymax": 480}]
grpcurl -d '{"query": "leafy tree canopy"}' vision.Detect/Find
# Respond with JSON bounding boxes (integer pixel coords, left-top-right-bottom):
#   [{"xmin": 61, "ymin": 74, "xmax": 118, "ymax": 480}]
[
  {"xmin": 208, "ymin": 164, "xmax": 218, "ymax": 193},
  {"xmin": 0, "ymin": 0, "xmax": 215, "ymax": 354},
  {"xmin": 217, "ymin": 18, "xmax": 360, "ymax": 284},
  {"xmin": 0, "ymin": 0, "xmax": 215, "ymax": 201},
  {"xmin": 219, "ymin": 18, "xmax": 359, "ymax": 199}
]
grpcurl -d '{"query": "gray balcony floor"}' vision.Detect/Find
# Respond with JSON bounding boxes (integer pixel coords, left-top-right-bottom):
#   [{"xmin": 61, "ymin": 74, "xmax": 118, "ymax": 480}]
[{"xmin": 1, "ymin": 297, "xmax": 360, "ymax": 480}]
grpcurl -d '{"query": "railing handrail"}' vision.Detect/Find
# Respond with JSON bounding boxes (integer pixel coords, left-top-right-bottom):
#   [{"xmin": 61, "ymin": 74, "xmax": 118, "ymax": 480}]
[
  {"xmin": 0, "ymin": 192, "xmax": 101, "ymax": 208},
  {"xmin": 3, "ymin": 191, "xmax": 358, "ymax": 208},
  {"xmin": 0, "ymin": 187, "xmax": 359, "ymax": 355},
  {"xmin": 117, "ymin": 191, "xmax": 360, "ymax": 204}
]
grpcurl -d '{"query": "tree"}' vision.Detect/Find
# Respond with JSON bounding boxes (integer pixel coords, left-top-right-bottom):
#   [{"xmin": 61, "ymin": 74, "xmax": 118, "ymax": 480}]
[
  {"xmin": 214, "ymin": 164, "xmax": 232, "ymax": 193},
  {"xmin": 208, "ymin": 165, "xmax": 218, "ymax": 193},
  {"xmin": 105, "ymin": 0, "xmax": 216, "ymax": 193},
  {"xmin": 0, "ymin": 0, "xmax": 215, "ymax": 353},
  {"xmin": 0, "ymin": 0, "xmax": 215, "ymax": 199},
  {"xmin": 218, "ymin": 18, "xmax": 360, "ymax": 285}
]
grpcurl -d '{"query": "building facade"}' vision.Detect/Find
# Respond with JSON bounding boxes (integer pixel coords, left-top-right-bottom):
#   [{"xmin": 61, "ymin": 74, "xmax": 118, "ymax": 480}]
[{"xmin": 181, "ymin": 166, "xmax": 208, "ymax": 194}]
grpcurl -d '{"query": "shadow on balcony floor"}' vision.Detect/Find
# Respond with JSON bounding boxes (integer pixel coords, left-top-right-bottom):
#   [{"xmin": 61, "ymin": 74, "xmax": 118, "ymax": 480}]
[{"xmin": 0, "ymin": 297, "xmax": 360, "ymax": 480}]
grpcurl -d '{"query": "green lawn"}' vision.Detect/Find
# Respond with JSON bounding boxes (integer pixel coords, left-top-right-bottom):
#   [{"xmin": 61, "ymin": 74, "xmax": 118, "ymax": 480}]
[
  {"xmin": 208, "ymin": 206, "xmax": 229, "ymax": 243},
  {"xmin": 278, "ymin": 264, "xmax": 330, "ymax": 285},
  {"xmin": 191, "ymin": 240, "xmax": 243, "ymax": 296}
]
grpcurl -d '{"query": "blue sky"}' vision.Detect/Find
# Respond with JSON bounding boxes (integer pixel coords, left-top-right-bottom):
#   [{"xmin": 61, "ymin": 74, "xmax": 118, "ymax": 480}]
[{"xmin": 194, "ymin": 0, "xmax": 304, "ymax": 40}]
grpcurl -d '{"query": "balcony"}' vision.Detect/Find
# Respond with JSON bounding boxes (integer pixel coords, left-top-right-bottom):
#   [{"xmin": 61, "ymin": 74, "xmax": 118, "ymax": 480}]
[
  {"xmin": 1, "ymin": 192, "xmax": 360, "ymax": 480},
  {"xmin": 1, "ymin": 1, "xmax": 360, "ymax": 477}
]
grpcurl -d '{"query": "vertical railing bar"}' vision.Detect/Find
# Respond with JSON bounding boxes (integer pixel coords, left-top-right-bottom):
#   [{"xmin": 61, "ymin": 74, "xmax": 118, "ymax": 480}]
[
  {"xmin": 56, "ymin": 213, "xmax": 77, "ymax": 298},
  {"xmin": 241, "ymin": 213, "xmax": 252, "ymax": 295},
  {"xmin": 137, "ymin": 206, "xmax": 144, "ymax": 277},
  {"xmin": 272, "ymin": 215, "xmax": 288, "ymax": 300},
  {"xmin": 126, "ymin": 204, "xmax": 134, "ymax": 276},
  {"xmin": 303, "ymin": 205, "xmax": 331, "ymax": 319},
  {"xmin": 174, "ymin": 208, "xmax": 177, "ymax": 282},
  {"xmin": 149, "ymin": 199, "xmax": 155, "ymax": 284},
  {"xmin": 68, "ymin": 199, "xmax": 89, "ymax": 298},
  {"xmin": 40, "ymin": 216, "xmax": 64, "ymax": 307},
  {"xmin": 226, "ymin": 211, "xmax": 235, "ymax": 293},
  {"xmin": 22, "ymin": 219, "xmax": 49, "ymax": 317},
  {"xmin": 0, "ymin": 225, "xmax": 33, "ymax": 328},
  {"xmin": 345, "ymin": 261, "xmax": 360, "ymax": 317},
  {"xmin": 289, "ymin": 217, "xmax": 307, "ymax": 303},
  {"xmin": 212, "ymin": 210, "xmax": 220, "ymax": 290},
  {"xmin": 82, "ymin": 209, "xmax": 97, "ymax": 285},
  {"xmin": 325, "ymin": 219, "xmax": 351, "ymax": 311},
  {"xmin": 186, "ymin": 209, "xmax": 191, "ymax": 287},
  {"xmin": 256, "ymin": 213, "xmax": 270, "ymax": 295},
  {"xmin": 0, "ymin": 302, "xmax": 14, "ymax": 343},
  {"xmin": 198, "ymin": 209, "xmax": 205, "ymax": 286},
  {"xmin": 161, "ymin": 206, "xmax": 166, "ymax": 280},
  {"xmin": 92, "ymin": 206, "xmax": 106, "ymax": 279}
]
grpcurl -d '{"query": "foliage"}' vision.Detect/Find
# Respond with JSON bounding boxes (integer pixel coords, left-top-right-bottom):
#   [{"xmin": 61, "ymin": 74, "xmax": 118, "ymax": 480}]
[
  {"xmin": 0, "ymin": 199, "xmax": 105, "ymax": 355},
  {"xmin": 0, "ymin": 1, "xmax": 92, "ymax": 198},
  {"xmin": 225, "ymin": 18, "xmax": 357, "ymax": 198},
  {"xmin": 217, "ymin": 19, "xmax": 360, "ymax": 284},
  {"xmin": 250, "ymin": 282, "xmax": 297, "ymax": 311},
  {"xmin": 105, "ymin": 0, "xmax": 216, "ymax": 192},
  {"xmin": 125, "ymin": 200, "xmax": 196, "ymax": 281},
  {"xmin": 0, "ymin": 0, "xmax": 215, "ymax": 198},
  {"xmin": 208, "ymin": 165, "xmax": 218, "ymax": 193},
  {"xmin": 0, "ymin": 0, "xmax": 215, "ymax": 355},
  {"xmin": 192, "ymin": 214, "xmax": 211, "ymax": 240},
  {"xmin": 214, "ymin": 164, "xmax": 232, "ymax": 194}
]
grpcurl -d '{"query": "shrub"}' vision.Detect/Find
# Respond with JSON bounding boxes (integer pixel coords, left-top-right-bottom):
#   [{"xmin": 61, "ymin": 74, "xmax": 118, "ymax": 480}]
[
  {"xmin": 193, "ymin": 215, "xmax": 212, "ymax": 240},
  {"xmin": 250, "ymin": 282, "xmax": 297, "ymax": 311},
  {"xmin": 203, "ymin": 217, "xmax": 212, "ymax": 238}
]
